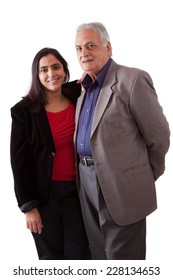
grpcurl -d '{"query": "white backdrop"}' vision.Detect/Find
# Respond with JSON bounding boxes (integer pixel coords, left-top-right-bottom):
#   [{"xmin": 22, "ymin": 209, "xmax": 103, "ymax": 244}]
[{"xmin": 1, "ymin": 0, "xmax": 172, "ymax": 279}]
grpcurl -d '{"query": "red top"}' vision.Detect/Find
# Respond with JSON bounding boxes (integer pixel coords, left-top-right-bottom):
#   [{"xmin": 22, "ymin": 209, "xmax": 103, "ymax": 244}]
[{"xmin": 46, "ymin": 103, "xmax": 76, "ymax": 181}]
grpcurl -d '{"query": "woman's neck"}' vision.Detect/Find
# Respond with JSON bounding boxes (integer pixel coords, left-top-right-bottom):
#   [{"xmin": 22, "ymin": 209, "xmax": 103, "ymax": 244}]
[{"xmin": 45, "ymin": 92, "xmax": 69, "ymax": 113}]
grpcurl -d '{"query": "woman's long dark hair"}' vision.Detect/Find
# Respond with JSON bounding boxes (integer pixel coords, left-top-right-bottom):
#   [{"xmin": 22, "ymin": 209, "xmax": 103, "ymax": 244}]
[{"xmin": 24, "ymin": 47, "xmax": 70, "ymax": 108}]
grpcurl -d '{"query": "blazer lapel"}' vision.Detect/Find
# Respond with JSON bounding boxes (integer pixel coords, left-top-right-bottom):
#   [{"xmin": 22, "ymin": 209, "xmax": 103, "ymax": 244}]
[
  {"xmin": 91, "ymin": 61, "xmax": 118, "ymax": 137},
  {"xmin": 35, "ymin": 107, "xmax": 56, "ymax": 154},
  {"xmin": 74, "ymin": 88, "xmax": 86, "ymax": 141},
  {"xmin": 75, "ymin": 61, "xmax": 118, "ymax": 140}
]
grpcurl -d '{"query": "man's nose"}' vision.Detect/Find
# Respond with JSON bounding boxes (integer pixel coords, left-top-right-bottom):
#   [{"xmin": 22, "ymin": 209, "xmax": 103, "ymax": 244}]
[{"xmin": 80, "ymin": 47, "xmax": 89, "ymax": 57}]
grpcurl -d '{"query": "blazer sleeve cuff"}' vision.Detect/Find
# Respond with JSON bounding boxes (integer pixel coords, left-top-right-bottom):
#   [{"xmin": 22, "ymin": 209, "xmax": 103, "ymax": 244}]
[{"xmin": 20, "ymin": 200, "xmax": 39, "ymax": 213}]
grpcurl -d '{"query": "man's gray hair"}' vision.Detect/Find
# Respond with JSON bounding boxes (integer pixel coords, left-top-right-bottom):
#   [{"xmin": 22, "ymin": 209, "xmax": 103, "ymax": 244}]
[{"xmin": 76, "ymin": 22, "xmax": 111, "ymax": 48}]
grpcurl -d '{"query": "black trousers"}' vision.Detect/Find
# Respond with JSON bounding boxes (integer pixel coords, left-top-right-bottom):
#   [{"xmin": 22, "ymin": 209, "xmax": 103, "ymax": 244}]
[
  {"xmin": 32, "ymin": 181, "xmax": 89, "ymax": 260},
  {"xmin": 79, "ymin": 163, "xmax": 146, "ymax": 260}
]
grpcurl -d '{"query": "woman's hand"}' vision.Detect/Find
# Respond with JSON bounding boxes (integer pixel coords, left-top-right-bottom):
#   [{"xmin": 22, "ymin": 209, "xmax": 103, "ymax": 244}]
[
  {"xmin": 77, "ymin": 72, "xmax": 96, "ymax": 84},
  {"xmin": 25, "ymin": 208, "xmax": 43, "ymax": 234}
]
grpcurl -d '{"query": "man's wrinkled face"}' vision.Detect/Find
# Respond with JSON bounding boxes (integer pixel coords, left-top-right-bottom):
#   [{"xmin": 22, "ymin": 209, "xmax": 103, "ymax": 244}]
[{"xmin": 75, "ymin": 29, "xmax": 111, "ymax": 76}]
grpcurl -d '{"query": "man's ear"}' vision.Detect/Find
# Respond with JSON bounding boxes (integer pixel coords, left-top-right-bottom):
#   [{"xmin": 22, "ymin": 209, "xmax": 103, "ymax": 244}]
[{"xmin": 106, "ymin": 42, "xmax": 112, "ymax": 57}]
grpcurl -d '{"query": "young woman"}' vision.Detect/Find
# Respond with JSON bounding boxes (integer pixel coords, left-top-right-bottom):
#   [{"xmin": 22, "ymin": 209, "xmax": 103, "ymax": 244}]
[{"xmin": 10, "ymin": 47, "xmax": 89, "ymax": 260}]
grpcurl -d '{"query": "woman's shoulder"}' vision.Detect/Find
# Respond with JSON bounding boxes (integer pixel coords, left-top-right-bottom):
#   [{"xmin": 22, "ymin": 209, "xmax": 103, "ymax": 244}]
[
  {"xmin": 11, "ymin": 97, "xmax": 35, "ymax": 113},
  {"xmin": 62, "ymin": 80, "xmax": 81, "ymax": 106}
]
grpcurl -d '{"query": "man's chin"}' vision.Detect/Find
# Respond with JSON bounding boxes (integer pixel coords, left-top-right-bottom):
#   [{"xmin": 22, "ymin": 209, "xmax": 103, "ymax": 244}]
[{"xmin": 82, "ymin": 67, "xmax": 94, "ymax": 72}]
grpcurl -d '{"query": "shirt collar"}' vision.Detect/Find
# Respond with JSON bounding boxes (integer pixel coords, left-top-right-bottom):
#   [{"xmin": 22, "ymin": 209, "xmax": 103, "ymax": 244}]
[{"xmin": 82, "ymin": 58, "xmax": 112, "ymax": 90}]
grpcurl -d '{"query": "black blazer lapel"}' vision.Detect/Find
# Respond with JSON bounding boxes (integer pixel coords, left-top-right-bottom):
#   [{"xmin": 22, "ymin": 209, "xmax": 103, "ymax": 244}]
[{"xmin": 35, "ymin": 106, "xmax": 56, "ymax": 155}]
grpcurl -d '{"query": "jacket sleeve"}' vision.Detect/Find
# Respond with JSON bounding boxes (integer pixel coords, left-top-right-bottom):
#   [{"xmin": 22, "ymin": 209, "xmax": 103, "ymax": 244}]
[
  {"xmin": 10, "ymin": 102, "xmax": 39, "ymax": 211},
  {"xmin": 62, "ymin": 80, "xmax": 81, "ymax": 106},
  {"xmin": 129, "ymin": 70, "xmax": 170, "ymax": 180}
]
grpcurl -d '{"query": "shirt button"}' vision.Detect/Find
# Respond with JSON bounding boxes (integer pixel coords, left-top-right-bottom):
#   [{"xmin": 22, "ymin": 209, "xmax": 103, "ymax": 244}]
[{"xmin": 80, "ymin": 143, "xmax": 83, "ymax": 146}]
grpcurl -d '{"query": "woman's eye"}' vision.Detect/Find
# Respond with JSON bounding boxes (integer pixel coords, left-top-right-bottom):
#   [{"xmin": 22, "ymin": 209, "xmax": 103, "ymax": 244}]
[
  {"xmin": 40, "ymin": 68, "xmax": 48, "ymax": 73},
  {"xmin": 53, "ymin": 65, "xmax": 60, "ymax": 70}
]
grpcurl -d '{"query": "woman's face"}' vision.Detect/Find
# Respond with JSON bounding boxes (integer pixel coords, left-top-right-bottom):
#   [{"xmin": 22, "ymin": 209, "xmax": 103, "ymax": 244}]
[{"xmin": 38, "ymin": 54, "xmax": 66, "ymax": 94}]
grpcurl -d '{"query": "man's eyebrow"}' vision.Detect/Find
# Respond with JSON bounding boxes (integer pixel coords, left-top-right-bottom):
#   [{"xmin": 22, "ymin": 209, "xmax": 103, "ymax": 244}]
[
  {"xmin": 86, "ymin": 41, "xmax": 95, "ymax": 44},
  {"xmin": 76, "ymin": 41, "xmax": 95, "ymax": 47}
]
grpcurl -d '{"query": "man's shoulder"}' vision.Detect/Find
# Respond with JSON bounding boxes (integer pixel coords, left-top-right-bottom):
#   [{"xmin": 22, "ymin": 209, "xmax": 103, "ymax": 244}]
[
  {"xmin": 112, "ymin": 60, "xmax": 140, "ymax": 73},
  {"xmin": 110, "ymin": 61, "xmax": 152, "ymax": 86},
  {"xmin": 111, "ymin": 59, "xmax": 149, "ymax": 78}
]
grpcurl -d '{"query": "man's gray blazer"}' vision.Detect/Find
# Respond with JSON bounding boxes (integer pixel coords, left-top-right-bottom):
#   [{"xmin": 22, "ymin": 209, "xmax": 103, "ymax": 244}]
[{"xmin": 75, "ymin": 59, "xmax": 170, "ymax": 225}]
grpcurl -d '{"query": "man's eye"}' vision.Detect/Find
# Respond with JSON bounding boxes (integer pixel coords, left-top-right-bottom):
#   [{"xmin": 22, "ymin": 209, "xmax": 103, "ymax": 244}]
[
  {"xmin": 76, "ymin": 47, "xmax": 81, "ymax": 52},
  {"xmin": 87, "ymin": 44, "xmax": 95, "ymax": 49}
]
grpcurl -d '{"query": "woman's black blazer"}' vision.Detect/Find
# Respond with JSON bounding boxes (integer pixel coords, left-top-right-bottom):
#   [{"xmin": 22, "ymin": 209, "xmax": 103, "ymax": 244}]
[{"xmin": 10, "ymin": 81, "xmax": 81, "ymax": 212}]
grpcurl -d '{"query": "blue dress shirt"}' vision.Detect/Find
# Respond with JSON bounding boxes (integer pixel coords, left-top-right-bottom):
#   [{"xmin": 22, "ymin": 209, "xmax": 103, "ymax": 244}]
[{"xmin": 77, "ymin": 58, "xmax": 112, "ymax": 156}]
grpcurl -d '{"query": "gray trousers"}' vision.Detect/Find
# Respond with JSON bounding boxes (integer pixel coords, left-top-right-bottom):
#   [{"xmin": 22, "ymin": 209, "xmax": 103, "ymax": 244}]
[{"xmin": 79, "ymin": 163, "xmax": 146, "ymax": 260}]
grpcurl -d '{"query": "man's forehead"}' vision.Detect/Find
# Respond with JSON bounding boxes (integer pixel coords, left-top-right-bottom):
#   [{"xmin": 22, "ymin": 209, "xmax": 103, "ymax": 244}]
[
  {"xmin": 76, "ymin": 29, "xmax": 99, "ymax": 40},
  {"xmin": 75, "ymin": 40, "xmax": 96, "ymax": 46}
]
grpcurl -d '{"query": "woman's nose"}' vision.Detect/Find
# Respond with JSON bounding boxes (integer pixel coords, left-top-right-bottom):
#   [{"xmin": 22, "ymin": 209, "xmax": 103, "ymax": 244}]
[{"xmin": 47, "ymin": 68, "xmax": 54, "ymax": 77}]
